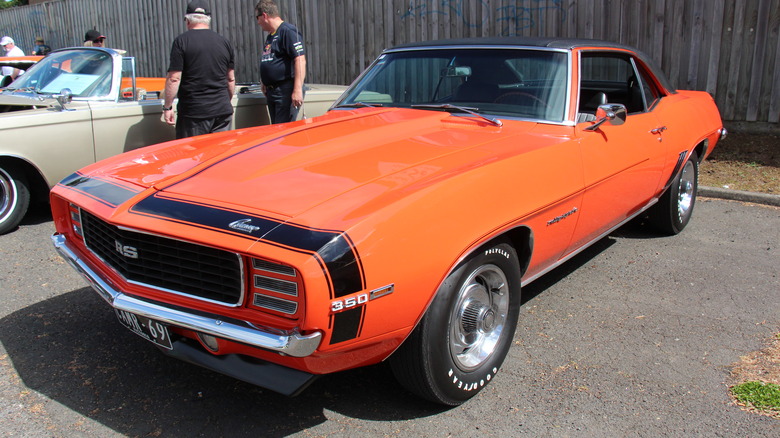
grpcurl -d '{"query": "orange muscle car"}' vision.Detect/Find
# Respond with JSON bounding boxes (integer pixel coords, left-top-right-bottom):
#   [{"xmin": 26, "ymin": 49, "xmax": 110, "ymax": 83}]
[{"xmin": 50, "ymin": 38, "xmax": 725, "ymax": 405}]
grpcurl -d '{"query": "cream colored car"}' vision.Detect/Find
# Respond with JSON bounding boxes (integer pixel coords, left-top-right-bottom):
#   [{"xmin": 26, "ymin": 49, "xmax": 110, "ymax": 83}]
[{"xmin": 0, "ymin": 47, "xmax": 346, "ymax": 234}]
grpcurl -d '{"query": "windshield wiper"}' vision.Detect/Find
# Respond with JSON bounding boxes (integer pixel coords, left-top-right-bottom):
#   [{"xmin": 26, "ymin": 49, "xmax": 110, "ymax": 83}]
[
  {"xmin": 411, "ymin": 104, "xmax": 502, "ymax": 127},
  {"xmin": 4, "ymin": 86, "xmax": 30, "ymax": 92},
  {"xmin": 335, "ymin": 102, "xmax": 383, "ymax": 108}
]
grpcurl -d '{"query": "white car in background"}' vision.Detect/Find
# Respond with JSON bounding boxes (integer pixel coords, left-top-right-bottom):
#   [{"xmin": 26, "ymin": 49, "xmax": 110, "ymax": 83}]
[{"xmin": 0, "ymin": 47, "xmax": 346, "ymax": 234}]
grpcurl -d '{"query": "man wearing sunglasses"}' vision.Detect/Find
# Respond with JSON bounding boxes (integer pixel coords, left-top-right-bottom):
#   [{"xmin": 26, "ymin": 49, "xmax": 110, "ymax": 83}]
[{"xmin": 255, "ymin": 0, "xmax": 306, "ymax": 124}]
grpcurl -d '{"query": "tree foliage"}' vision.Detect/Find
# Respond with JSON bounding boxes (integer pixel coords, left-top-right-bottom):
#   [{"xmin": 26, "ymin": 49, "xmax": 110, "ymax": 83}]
[{"xmin": 0, "ymin": 0, "xmax": 29, "ymax": 11}]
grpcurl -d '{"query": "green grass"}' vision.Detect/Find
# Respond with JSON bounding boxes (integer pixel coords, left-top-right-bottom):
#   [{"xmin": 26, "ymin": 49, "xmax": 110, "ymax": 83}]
[{"xmin": 731, "ymin": 381, "xmax": 780, "ymax": 413}]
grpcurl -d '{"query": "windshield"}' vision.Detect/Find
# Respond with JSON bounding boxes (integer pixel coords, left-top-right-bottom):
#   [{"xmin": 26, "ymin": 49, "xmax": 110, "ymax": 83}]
[
  {"xmin": 7, "ymin": 49, "xmax": 114, "ymax": 98},
  {"xmin": 336, "ymin": 48, "xmax": 568, "ymax": 122}
]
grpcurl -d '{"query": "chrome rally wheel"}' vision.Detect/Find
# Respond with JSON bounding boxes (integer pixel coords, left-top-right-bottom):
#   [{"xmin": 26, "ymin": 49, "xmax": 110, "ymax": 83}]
[
  {"xmin": 449, "ymin": 264, "xmax": 509, "ymax": 371},
  {"xmin": 676, "ymin": 158, "xmax": 696, "ymax": 224}
]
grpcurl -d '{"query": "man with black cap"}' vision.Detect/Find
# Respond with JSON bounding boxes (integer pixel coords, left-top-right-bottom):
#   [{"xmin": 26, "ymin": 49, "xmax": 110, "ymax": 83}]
[
  {"xmin": 163, "ymin": 0, "xmax": 236, "ymax": 139},
  {"xmin": 255, "ymin": 0, "xmax": 306, "ymax": 124},
  {"xmin": 84, "ymin": 29, "xmax": 106, "ymax": 47}
]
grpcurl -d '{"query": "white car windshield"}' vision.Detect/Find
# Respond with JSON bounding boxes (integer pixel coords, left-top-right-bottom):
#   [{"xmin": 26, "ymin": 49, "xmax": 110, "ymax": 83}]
[
  {"xmin": 7, "ymin": 49, "xmax": 114, "ymax": 98},
  {"xmin": 336, "ymin": 48, "xmax": 568, "ymax": 122}
]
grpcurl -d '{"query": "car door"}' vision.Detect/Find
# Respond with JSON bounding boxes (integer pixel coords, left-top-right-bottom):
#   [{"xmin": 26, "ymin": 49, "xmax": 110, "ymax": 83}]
[
  {"xmin": 1, "ymin": 103, "xmax": 95, "ymax": 187},
  {"xmin": 90, "ymin": 99, "xmax": 176, "ymax": 161},
  {"xmin": 565, "ymin": 51, "xmax": 667, "ymax": 254}
]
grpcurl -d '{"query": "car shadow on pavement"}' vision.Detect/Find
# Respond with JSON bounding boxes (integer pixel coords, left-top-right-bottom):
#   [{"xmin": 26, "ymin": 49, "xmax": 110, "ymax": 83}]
[
  {"xmin": 521, "ymin": 218, "xmax": 670, "ymax": 305},
  {"xmin": 19, "ymin": 202, "xmax": 52, "ymax": 227},
  {"xmin": 521, "ymin": 236, "xmax": 617, "ymax": 303},
  {"xmin": 0, "ymin": 287, "xmax": 446, "ymax": 437}
]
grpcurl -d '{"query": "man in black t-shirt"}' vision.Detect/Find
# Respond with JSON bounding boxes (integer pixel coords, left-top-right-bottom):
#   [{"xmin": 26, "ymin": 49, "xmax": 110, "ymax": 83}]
[
  {"xmin": 163, "ymin": 1, "xmax": 236, "ymax": 139},
  {"xmin": 255, "ymin": 0, "xmax": 306, "ymax": 124}
]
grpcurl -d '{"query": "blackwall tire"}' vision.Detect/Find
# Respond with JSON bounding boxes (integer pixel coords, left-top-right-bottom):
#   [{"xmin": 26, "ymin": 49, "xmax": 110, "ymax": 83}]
[
  {"xmin": 0, "ymin": 166, "xmax": 31, "ymax": 235},
  {"xmin": 649, "ymin": 151, "xmax": 699, "ymax": 235},
  {"xmin": 390, "ymin": 240, "xmax": 521, "ymax": 405}
]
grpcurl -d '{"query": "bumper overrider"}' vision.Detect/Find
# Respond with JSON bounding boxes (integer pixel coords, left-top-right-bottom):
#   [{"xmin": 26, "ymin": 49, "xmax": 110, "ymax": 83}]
[{"xmin": 51, "ymin": 233, "xmax": 323, "ymax": 396}]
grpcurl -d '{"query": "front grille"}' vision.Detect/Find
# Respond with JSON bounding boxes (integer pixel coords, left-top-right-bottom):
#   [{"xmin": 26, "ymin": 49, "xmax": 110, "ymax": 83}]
[{"xmin": 81, "ymin": 210, "xmax": 243, "ymax": 305}]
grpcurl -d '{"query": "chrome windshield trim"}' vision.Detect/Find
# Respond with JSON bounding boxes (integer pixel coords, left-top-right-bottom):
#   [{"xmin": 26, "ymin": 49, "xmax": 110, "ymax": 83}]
[
  {"xmin": 384, "ymin": 45, "xmax": 570, "ymax": 54},
  {"xmin": 52, "ymin": 233, "xmax": 321, "ymax": 357}
]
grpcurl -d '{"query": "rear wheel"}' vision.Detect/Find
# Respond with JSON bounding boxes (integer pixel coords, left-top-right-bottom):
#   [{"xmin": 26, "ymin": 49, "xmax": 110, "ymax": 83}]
[
  {"xmin": 0, "ymin": 166, "xmax": 31, "ymax": 235},
  {"xmin": 390, "ymin": 240, "xmax": 521, "ymax": 405},
  {"xmin": 648, "ymin": 151, "xmax": 699, "ymax": 235}
]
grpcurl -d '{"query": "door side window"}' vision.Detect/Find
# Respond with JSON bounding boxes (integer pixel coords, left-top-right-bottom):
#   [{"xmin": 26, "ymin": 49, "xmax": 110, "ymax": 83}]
[
  {"xmin": 579, "ymin": 53, "xmax": 649, "ymax": 118},
  {"xmin": 635, "ymin": 62, "xmax": 661, "ymax": 110}
]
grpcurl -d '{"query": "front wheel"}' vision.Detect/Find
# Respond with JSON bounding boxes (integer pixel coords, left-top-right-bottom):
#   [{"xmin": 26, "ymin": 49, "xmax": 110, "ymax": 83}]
[
  {"xmin": 390, "ymin": 240, "xmax": 521, "ymax": 405},
  {"xmin": 0, "ymin": 166, "xmax": 31, "ymax": 235},
  {"xmin": 648, "ymin": 151, "xmax": 699, "ymax": 235}
]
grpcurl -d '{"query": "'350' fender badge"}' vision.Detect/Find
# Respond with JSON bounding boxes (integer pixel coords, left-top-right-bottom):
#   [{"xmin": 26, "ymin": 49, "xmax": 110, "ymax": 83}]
[{"xmin": 331, "ymin": 284, "xmax": 394, "ymax": 313}]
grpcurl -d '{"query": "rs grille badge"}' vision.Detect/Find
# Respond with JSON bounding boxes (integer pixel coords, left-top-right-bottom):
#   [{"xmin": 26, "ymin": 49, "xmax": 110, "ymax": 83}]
[
  {"xmin": 115, "ymin": 240, "xmax": 139, "ymax": 259},
  {"xmin": 229, "ymin": 219, "xmax": 261, "ymax": 234}
]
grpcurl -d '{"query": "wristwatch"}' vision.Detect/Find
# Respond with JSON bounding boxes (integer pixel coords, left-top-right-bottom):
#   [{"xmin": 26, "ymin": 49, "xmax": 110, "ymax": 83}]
[{"xmin": 162, "ymin": 104, "xmax": 173, "ymax": 111}]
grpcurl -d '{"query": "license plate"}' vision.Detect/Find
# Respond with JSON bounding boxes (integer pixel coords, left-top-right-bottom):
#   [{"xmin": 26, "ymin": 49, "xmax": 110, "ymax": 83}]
[{"xmin": 115, "ymin": 309, "xmax": 173, "ymax": 350}]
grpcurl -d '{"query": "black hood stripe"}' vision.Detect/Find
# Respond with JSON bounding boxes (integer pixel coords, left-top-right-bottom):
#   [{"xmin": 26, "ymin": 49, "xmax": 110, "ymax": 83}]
[
  {"xmin": 58, "ymin": 173, "xmax": 141, "ymax": 207},
  {"xmin": 330, "ymin": 306, "xmax": 365, "ymax": 344},
  {"xmin": 131, "ymin": 194, "xmax": 365, "ymax": 298}
]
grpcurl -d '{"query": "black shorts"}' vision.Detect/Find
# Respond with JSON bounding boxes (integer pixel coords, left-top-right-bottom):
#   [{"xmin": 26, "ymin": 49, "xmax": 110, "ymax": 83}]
[{"xmin": 176, "ymin": 114, "xmax": 233, "ymax": 139}]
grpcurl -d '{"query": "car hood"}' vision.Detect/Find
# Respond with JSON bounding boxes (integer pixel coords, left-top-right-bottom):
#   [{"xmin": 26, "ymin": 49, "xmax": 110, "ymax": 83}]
[
  {"xmin": 86, "ymin": 108, "xmax": 543, "ymax": 219},
  {"xmin": 0, "ymin": 90, "xmax": 56, "ymax": 107},
  {"xmin": 0, "ymin": 56, "xmax": 42, "ymax": 70}
]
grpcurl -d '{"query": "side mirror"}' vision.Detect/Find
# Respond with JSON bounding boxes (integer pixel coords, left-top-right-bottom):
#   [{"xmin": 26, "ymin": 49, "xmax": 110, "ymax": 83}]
[
  {"xmin": 584, "ymin": 103, "xmax": 627, "ymax": 131},
  {"xmin": 55, "ymin": 88, "xmax": 73, "ymax": 111}
]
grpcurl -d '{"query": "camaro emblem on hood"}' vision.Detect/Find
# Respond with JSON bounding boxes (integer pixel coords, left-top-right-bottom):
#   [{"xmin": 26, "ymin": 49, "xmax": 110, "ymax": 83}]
[{"xmin": 229, "ymin": 219, "xmax": 261, "ymax": 234}]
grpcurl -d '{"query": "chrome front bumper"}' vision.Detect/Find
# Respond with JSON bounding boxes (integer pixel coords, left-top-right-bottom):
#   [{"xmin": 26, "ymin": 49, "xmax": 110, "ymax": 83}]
[{"xmin": 51, "ymin": 233, "xmax": 322, "ymax": 358}]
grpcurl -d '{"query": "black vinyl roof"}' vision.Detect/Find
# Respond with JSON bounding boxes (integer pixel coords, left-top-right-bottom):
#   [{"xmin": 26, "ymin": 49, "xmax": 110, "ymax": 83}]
[
  {"xmin": 389, "ymin": 37, "xmax": 675, "ymax": 93},
  {"xmin": 391, "ymin": 36, "xmax": 641, "ymax": 51}
]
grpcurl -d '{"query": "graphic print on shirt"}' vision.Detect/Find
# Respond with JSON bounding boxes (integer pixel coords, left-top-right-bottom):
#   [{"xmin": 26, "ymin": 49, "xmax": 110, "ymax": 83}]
[{"xmin": 262, "ymin": 39, "xmax": 274, "ymax": 63}]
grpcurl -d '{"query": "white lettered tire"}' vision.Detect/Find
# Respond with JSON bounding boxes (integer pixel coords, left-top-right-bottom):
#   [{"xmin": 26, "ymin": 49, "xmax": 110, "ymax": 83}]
[
  {"xmin": 0, "ymin": 166, "xmax": 31, "ymax": 235},
  {"xmin": 390, "ymin": 239, "xmax": 521, "ymax": 405}
]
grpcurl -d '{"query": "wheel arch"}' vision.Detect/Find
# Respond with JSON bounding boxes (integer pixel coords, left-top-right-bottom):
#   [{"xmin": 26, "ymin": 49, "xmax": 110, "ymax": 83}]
[
  {"xmin": 458, "ymin": 225, "xmax": 534, "ymax": 280},
  {"xmin": 693, "ymin": 138, "xmax": 708, "ymax": 164},
  {"xmin": 432, "ymin": 224, "xmax": 534, "ymax": 312},
  {"xmin": 384, "ymin": 224, "xmax": 534, "ymax": 359},
  {"xmin": 0, "ymin": 155, "xmax": 51, "ymax": 206}
]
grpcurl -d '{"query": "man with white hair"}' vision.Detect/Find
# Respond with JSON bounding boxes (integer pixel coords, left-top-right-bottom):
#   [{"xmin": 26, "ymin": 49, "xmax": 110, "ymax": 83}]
[
  {"xmin": 163, "ymin": 0, "xmax": 236, "ymax": 139},
  {"xmin": 1, "ymin": 36, "xmax": 26, "ymax": 81}
]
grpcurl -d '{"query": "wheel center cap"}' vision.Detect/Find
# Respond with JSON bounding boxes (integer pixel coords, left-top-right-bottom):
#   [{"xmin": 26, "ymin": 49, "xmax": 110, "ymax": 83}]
[{"xmin": 481, "ymin": 308, "xmax": 496, "ymax": 332}]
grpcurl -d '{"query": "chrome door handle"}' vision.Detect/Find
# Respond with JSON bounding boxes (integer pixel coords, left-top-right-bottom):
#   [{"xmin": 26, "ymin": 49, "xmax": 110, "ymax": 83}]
[{"xmin": 650, "ymin": 126, "xmax": 667, "ymax": 134}]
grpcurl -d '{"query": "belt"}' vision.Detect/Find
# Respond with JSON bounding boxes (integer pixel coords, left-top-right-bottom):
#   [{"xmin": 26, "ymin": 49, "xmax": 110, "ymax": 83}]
[{"xmin": 265, "ymin": 79, "xmax": 293, "ymax": 90}]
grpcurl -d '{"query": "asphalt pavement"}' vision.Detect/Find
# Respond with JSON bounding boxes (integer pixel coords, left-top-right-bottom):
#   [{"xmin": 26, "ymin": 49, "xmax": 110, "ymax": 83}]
[{"xmin": 0, "ymin": 192, "xmax": 778, "ymax": 437}]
